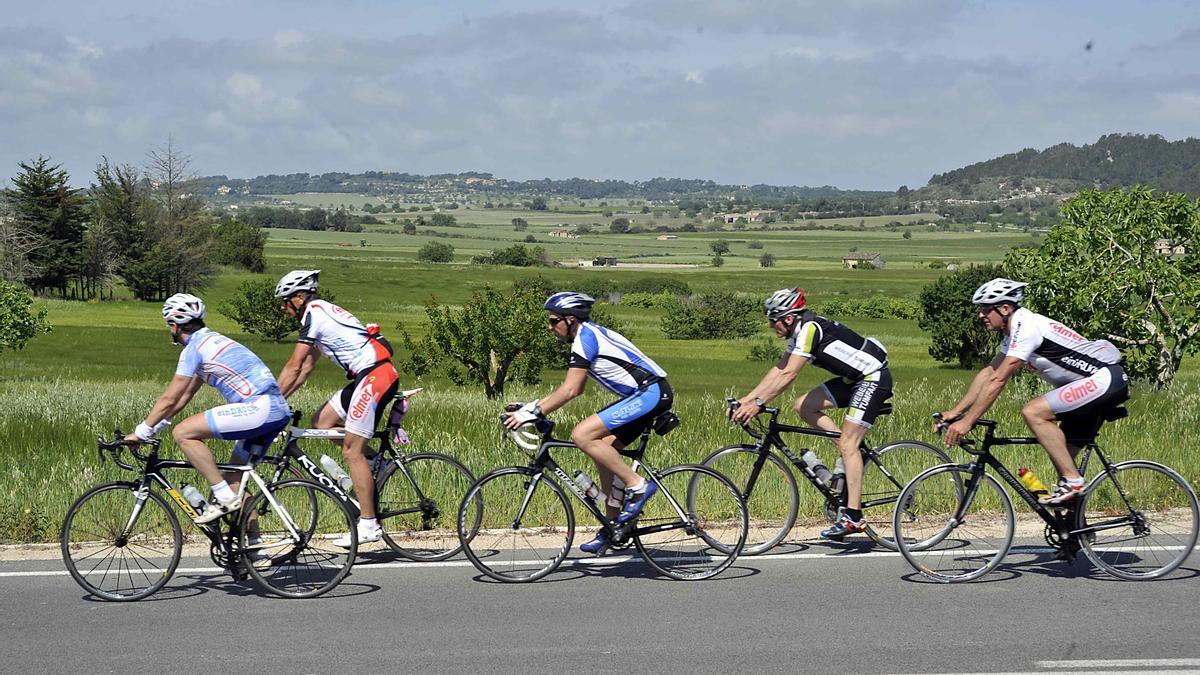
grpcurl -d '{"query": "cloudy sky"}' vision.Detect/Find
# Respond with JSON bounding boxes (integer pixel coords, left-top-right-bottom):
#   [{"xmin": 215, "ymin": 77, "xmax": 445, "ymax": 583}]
[{"xmin": 2, "ymin": 0, "xmax": 1197, "ymax": 190}]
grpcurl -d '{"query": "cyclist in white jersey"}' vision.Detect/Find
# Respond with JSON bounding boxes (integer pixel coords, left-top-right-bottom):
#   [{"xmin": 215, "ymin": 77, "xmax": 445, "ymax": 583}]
[
  {"xmin": 502, "ymin": 292, "xmax": 672, "ymax": 554},
  {"xmin": 125, "ymin": 294, "xmax": 291, "ymax": 523},
  {"xmin": 731, "ymin": 288, "xmax": 894, "ymax": 539},
  {"xmin": 274, "ymin": 270, "xmax": 400, "ymax": 546},
  {"xmin": 940, "ymin": 278, "xmax": 1129, "ymax": 505}
]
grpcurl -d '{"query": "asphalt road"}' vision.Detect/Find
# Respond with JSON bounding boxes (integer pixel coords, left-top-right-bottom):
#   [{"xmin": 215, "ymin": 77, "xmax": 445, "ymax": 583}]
[{"xmin": 3, "ymin": 539, "xmax": 1198, "ymax": 674}]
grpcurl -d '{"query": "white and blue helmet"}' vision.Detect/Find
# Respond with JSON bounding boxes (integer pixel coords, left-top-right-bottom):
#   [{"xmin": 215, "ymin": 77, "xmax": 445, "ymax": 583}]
[
  {"xmin": 275, "ymin": 269, "xmax": 320, "ymax": 298},
  {"xmin": 162, "ymin": 293, "xmax": 206, "ymax": 325},
  {"xmin": 544, "ymin": 292, "xmax": 595, "ymax": 318}
]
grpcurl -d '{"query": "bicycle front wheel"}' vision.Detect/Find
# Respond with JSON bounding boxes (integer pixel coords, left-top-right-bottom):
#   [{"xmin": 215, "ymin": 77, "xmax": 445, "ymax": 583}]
[
  {"xmin": 378, "ymin": 452, "xmax": 477, "ymax": 561},
  {"xmin": 1077, "ymin": 461, "xmax": 1200, "ymax": 580},
  {"xmin": 60, "ymin": 482, "xmax": 182, "ymax": 601},
  {"xmin": 699, "ymin": 444, "xmax": 798, "ymax": 555},
  {"xmin": 240, "ymin": 479, "xmax": 357, "ymax": 599},
  {"xmin": 638, "ymin": 464, "xmax": 748, "ymax": 580},
  {"xmin": 862, "ymin": 440, "xmax": 954, "ymax": 551},
  {"xmin": 894, "ymin": 465, "xmax": 1014, "ymax": 583},
  {"xmin": 458, "ymin": 468, "xmax": 573, "ymax": 583}
]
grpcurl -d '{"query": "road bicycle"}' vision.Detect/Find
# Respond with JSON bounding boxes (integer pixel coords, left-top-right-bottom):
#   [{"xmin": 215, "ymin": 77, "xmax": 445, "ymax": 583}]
[
  {"xmin": 264, "ymin": 388, "xmax": 477, "ymax": 561},
  {"xmin": 893, "ymin": 409, "xmax": 1199, "ymax": 582},
  {"xmin": 61, "ymin": 432, "xmax": 356, "ymax": 601},
  {"xmin": 456, "ymin": 408, "xmax": 748, "ymax": 582},
  {"xmin": 703, "ymin": 399, "xmax": 952, "ymax": 554}
]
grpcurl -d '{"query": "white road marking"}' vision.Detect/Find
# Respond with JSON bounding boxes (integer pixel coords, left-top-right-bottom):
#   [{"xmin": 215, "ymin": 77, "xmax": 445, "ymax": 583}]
[
  {"xmin": 886, "ymin": 671, "xmax": 1200, "ymax": 675},
  {"xmin": 1037, "ymin": 659, "xmax": 1200, "ymax": 668}
]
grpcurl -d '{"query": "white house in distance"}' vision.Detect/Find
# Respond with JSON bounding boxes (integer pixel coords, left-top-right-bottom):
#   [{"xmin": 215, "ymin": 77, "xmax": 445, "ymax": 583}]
[
  {"xmin": 1153, "ymin": 238, "xmax": 1187, "ymax": 256},
  {"xmin": 548, "ymin": 229, "xmax": 579, "ymax": 239},
  {"xmin": 656, "ymin": 234, "xmax": 678, "ymax": 240},
  {"xmin": 719, "ymin": 209, "xmax": 777, "ymax": 224},
  {"xmin": 843, "ymin": 251, "xmax": 885, "ymax": 269}
]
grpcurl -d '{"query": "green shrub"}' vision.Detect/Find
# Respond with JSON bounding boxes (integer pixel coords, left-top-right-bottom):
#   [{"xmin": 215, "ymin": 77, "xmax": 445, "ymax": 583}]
[
  {"xmin": 746, "ymin": 337, "xmax": 783, "ymax": 362},
  {"xmin": 661, "ymin": 292, "xmax": 758, "ymax": 339},
  {"xmin": 416, "ymin": 241, "xmax": 455, "ymax": 263}
]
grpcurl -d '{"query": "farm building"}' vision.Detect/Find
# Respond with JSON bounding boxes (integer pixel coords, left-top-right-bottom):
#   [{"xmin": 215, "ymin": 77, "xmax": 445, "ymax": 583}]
[{"xmin": 842, "ymin": 252, "xmax": 885, "ymax": 269}]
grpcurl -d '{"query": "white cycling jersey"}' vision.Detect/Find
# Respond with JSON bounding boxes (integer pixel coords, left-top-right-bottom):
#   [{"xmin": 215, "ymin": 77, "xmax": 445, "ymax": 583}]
[
  {"xmin": 1001, "ymin": 307, "xmax": 1122, "ymax": 386},
  {"xmin": 298, "ymin": 300, "xmax": 390, "ymax": 376},
  {"xmin": 568, "ymin": 322, "xmax": 667, "ymax": 397}
]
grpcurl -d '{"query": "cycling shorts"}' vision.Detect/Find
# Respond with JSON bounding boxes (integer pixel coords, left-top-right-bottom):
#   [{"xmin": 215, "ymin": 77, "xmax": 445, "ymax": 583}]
[
  {"xmin": 328, "ymin": 361, "xmax": 400, "ymax": 439},
  {"xmin": 819, "ymin": 368, "xmax": 894, "ymax": 429},
  {"xmin": 596, "ymin": 380, "xmax": 674, "ymax": 446},
  {"xmin": 1046, "ymin": 365, "xmax": 1130, "ymax": 445},
  {"xmin": 204, "ymin": 394, "xmax": 291, "ymax": 464}
]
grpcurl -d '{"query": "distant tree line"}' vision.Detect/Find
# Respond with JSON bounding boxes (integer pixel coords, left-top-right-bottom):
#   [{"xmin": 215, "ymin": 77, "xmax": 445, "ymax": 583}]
[{"xmin": 1, "ymin": 145, "xmax": 266, "ymax": 302}]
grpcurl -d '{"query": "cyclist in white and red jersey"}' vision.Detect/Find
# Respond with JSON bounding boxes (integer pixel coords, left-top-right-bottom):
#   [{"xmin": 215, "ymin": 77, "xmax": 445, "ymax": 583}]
[
  {"xmin": 502, "ymin": 292, "xmax": 672, "ymax": 554},
  {"xmin": 940, "ymin": 278, "xmax": 1129, "ymax": 505},
  {"xmin": 125, "ymin": 294, "xmax": 291, "ymax": 524},
  {"xmin": 731, "ymin": 288, "xmax": 894, "ymax": 539},
  {"xmin": 274, "ymin": 270, "xmax": 399, "ymax": 545}
]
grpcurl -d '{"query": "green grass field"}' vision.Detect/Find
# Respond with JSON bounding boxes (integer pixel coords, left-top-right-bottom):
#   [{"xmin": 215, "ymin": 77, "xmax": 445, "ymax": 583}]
[{"xmin": 1, "ymin": 219, "xmax": 1195, "ymax": 543}]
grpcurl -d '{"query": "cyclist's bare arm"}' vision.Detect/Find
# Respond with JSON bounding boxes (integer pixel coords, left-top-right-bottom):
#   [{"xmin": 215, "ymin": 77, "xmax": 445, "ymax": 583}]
[
  {"xmin": 944, "ymin": 356, "xmax": 1024, "ymax": 445},
  {"xmin": 501, "ymin": 367, "xmax": 588, "ymax": 429},
  {"xmin": 277, "ymin": 342, "xmax": 320, "ymax": 398},
  {"xmin": 125, "ymin": 375, "xmax": 203, "ymax": 443},
  {"xmin": 732, "ymin": 354, "xmax": 808, "ymax": 424},
  {"xmin": 938, "ymin": 354, "xmax": 1005, "ymax": 420}
]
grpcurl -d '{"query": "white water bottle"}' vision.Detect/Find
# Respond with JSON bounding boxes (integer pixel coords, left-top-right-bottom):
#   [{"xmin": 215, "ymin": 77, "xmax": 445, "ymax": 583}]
[
  {"xmin": 608, "ymin": 476, "xmax": 626, "ymax": 508},
  {"xmin": 181, "ymin": 484, "xmax": 208, "ymax": 511},
  {"xmin": 830, "ymin": 456, "xmax": 847, "ymax": 495},
  {"xmin": 320, "ymin": 454, "xmax": 355, "ymax": 493},
  {"xmin": 574, "ymin": 471, "xmax": 603, "ymax": 509},
  {"xmin": 801, "ymin": 450, "xmax": 832, "ymax": 484}
]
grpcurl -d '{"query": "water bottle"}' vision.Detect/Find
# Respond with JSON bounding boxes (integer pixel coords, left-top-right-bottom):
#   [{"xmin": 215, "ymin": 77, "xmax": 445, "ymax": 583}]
[
  {"xmin": 830, "ymin": 456, "xmax": 847, "ymax": 496},
  {"xmin": 181, "ymin": 483, "xmax": 208, "ymax": 512},
  {"xmin": 320, "ymin": 454, "xmax": 355, "ymax": 493},
  {"xmin": 574, "ymin": 471, "xmax": 603, "ymax": 509},
  {"xmin": 801, "ymin": 450, "xmax": 832, "ymax": 485},
  {"xmin": 1018, "ymin": 467, "xmax": 1050, "ymax": 496}
]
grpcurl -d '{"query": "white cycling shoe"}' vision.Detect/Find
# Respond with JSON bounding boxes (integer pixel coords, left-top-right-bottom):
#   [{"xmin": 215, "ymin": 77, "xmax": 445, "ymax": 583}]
[{"xmin": 333, "ymin": 521, "xmax": 383, "ymax": 549}]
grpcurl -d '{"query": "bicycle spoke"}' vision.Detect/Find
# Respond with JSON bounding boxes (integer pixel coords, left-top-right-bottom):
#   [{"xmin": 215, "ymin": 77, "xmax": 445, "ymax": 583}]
[{"xmin": 458, "ymin": 470, "xmax": 572, "ymax": 582}]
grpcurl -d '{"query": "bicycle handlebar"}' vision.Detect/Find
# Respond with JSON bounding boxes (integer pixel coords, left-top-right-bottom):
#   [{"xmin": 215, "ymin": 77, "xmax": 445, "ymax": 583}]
[
  {"xmin": 96, "ymin": 429, "xmax": 160, "ymax": 471},
  {"xmin": 725, "ymin": 397, "xmax": 777, "ymax": 441}
]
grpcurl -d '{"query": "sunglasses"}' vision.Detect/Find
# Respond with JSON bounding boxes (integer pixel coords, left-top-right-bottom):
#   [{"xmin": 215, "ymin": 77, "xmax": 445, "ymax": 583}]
[{"xmin": 547, "ymin": 316, "xmax": 567, "ymax": 326}]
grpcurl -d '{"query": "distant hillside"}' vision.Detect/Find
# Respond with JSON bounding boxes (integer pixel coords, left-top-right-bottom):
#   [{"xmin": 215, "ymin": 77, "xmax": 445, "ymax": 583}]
[{"xmin": 927, "ymin": 133, "xmax": 1200, "ymax": 195}]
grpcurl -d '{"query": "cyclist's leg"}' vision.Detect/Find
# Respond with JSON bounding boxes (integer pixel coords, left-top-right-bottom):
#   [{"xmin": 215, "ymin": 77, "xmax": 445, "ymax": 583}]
[
  {"xmin": 339, "ymin": 363, "xmax": 400, "ymax": 520},
  {"xmin": 832, "ymin": 371, "xmax": 892, "ymax": 512},
  {"xmin": 1027, "ymin": 365, "xmax": 1128, "ymax": 482},
  {"xmin": 795, "ymin": 383, "xmax": 841, "ymax": 433},
  {"xmin": 1022, "ymin": 397, "xmax": 1081, "ymax": 481},
  {"xmin": 571, "ymin": 416, "xmax": 642, "ymax": 489},
  {"xmin": 173, "ymin": 412, "xmax": 224, "ymax": 485}
]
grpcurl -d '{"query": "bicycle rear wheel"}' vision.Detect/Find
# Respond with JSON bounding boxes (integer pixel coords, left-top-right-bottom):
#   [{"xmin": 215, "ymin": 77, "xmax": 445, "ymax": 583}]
[
  {"xmin": 378, "ymin": 452, "xmax": 477, "ymax": 561},
  {"xmin": 1077, "ymin": 461, "xmax": 1200, "ymax": 580},
  {"xmin": 240, "ymin": 479, "xmax": 356, "ymax": 599},
  {"xmin": 60, "ymin": 482, "xmax": 182, "ymax": 601},
  {"xmin": 894, "ymin": 466, "xmax": 1014, "ymax": 583},
  {"xmin": 458, "ymin": 468, "xmax": 573, "ymax": 583},
  {"xmin": 638, "ymin": 465, "xmax": 748, "ymax": 580},
  {"xmin": 699, "ymin": 444, "xmax": 798, "ymax": 555},
  {"xmin": 862, "ymin": 441, "xmax": 954, "ymax": 550}
]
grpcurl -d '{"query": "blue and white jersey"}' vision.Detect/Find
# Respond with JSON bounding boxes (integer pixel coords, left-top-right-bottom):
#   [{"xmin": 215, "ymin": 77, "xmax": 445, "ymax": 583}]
[
  {"xmin": 176, "ymin": 328, "xmax": 286, "ymax": 407},
  {"xmin": 568, "ymin": 322, "xmax": 667, "ymax": 397}
]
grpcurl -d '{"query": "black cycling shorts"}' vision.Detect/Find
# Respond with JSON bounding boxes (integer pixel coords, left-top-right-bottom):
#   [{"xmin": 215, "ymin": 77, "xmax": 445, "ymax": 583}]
[{"xmin": 819, "ymin": 368, "xmax": 894, "ymax": 429}]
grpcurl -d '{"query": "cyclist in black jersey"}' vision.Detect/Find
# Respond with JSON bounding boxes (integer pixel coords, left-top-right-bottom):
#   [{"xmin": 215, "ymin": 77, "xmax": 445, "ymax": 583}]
[{"xmin": 731, "ymin": 288, "xmax": 893, "ymax": 539}]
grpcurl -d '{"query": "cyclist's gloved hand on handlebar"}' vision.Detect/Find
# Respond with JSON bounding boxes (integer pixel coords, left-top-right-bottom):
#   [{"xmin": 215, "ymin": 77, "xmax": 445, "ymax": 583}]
[
  {"xmin": 123, "ymin": 433, "xmax": 145, "ymax": 446},
  {"xmin": 502, "ymin": 400, "xmax": 542, "ymax": 430}
]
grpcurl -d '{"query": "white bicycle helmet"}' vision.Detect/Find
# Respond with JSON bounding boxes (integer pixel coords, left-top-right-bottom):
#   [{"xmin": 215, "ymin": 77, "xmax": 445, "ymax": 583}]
[
  {"xmin": 764, "ymin": 288, "xmax": 807, "ymax": 321},
  {"xmin": 972, "ymin": 278, "xmax": 1028, "ymax": 306},
  {"xmin": 162, "ymin": 293, "xmax": 206, "ymax": 325},
  {"xmin": 275, "ymin": 269, "xmax": 320, "ymax": 298}
]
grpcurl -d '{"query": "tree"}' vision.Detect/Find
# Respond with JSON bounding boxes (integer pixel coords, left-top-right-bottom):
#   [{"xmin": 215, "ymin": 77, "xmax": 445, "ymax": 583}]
[
  {"xmin": 430, "ymin": 213, "xmax": 456, "ymax": 227},
  {"xmin": 2, "ymin": 157, "xmax": 86, "ymax": 297},
  {"xmin": 402, "ymin": 221, "xmax": 417, "ymax": 235},
  {"xmin": 759, "ymin": 252, "xmax": 776, "ymax": 268},
  {"xmin": 398, "ymin": 284, "xmax": 561, "ymax": 398},
  {"xmin": 917, "ymin": 263, "xmax": 1005, "ymax": 367},
  {"xmin": 610, "ymin": 218, "xmax": 630, "ymax": 234},
  {"xmin": 711, "ymin": 255, "xmax": 725, "ymax": 267},
  {"xmin": 530, "ymin": 197, "xmax": 548, "ymax": 211},
  {"xmin": 0, "ymin": 279, "xmax": 51, "ymax": 353},
  {"xmin": 512, "ymin": 218, "xmax": 528, "ymax": 232},
  {"xmin": 902, "ymin": 230, "xmax": 913, "ymax": 240},
  {"xmin": 416, "ymin": 241, "xmax": 455, "ymax": 263},
  {"xmin": 661, "ymin": 292, "xmax": 758, "ymax": 339},
  {"xmin": 0, "ymin": 202, "xmax": 45, "ymax": 284},
  {"xmin": 213, "ymin": 218, "xmax": 268, "ymax": 272},
  {"xmin": 710, "ymin": 239, "xmax": 730, "ymax": 256},
  {"xmin": 1006, "ymin": 187, "xmax": 1200, "ymax": 386},
  {"xmin": 219, "ymin": 278, "xmax": 336, "ymax": 343},
  {"xmin": 329, "ymin": 209, "xmax": 352, "ymax": 232}
]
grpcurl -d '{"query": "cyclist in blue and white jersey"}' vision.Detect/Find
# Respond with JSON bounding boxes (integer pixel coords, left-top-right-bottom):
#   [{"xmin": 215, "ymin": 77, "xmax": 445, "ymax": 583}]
[
  {"xmin": 940, "ymin": 278, "xmax": 1128, "ymax": 505},
  {"xmin": 730, "ymin": 288, "xmax": 894, "ymax": 540},
  {"xmin": 502, "ymin": 292, "xmax": 672, "ymax": 553},
  {"xmin": 125, "ymin": 294, "xmax": 291, "ymax": 523}
]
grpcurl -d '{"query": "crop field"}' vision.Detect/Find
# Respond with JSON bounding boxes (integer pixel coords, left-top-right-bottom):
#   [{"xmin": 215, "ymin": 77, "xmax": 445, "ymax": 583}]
[{"xmin": 2, "ymin": 218, "xmax": 1196, "ymax": 543}]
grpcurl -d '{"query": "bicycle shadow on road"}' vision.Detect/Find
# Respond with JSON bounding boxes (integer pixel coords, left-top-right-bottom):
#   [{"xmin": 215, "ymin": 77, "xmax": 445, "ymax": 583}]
[{"xmin": 462, "ymin": 554, "xmax": 762, "ymax": 585}]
